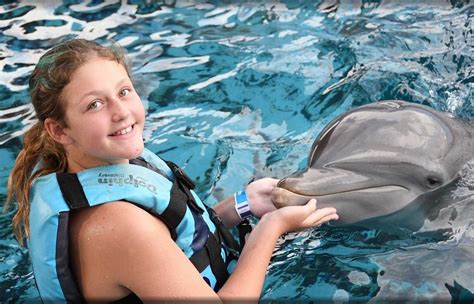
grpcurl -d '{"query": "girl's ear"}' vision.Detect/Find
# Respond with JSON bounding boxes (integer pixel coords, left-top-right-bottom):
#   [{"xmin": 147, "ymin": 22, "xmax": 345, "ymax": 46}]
[{"xmin": 44, "ymin": 118, "xmax": 74, "ymax": 145}]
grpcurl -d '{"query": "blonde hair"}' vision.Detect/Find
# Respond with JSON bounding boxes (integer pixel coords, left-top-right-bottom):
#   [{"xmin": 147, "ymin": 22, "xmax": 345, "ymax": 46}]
[{"xmin": 6, "ymin": 39, "xmax": 131, "ymax": 245}]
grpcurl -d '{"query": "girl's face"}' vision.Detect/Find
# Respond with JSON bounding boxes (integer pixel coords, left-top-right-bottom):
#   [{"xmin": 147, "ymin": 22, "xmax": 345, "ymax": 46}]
[{"xmin": 60, "ymin": 57, "xmax": 145, "ymax": 169}]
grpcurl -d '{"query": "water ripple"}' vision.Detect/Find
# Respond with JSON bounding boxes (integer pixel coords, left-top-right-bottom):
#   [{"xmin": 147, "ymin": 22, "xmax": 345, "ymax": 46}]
[{"xmin": 0, "ymin": 1, "xmax": 472, "ymax": 302}]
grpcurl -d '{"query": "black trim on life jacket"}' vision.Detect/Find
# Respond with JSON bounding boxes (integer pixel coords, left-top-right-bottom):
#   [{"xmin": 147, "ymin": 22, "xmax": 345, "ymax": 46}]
[
  {"xmin": 207, "ymin": 208, "xmax": 240, "ymax": 256},
  {"xmin": 237, "ymin": 219, "xmax": 252, "ymax": 252},
  {"xmin": 188, "ymin": 229, "xmax": 219, "ymax": 271},
  {"xmin": 164, "ymin": 160, "xmax": 252, "ymax": 254},
  {"xmin": 165, "ymin": 160, "xmax": 205, "ymax": 214},
  {"xmin": 134, "ymin": 157, "xmax": 250, "ymax": 255},
  {"xmin": 205, "ymin": 231, "xmax": 230, "ymax": 291},
  {"xmin": 56, "ymin": 173, "xmax": 89, "ymax": 210},
  {"xmin": 129, "ymin": 158, "xmax": 184, "ymax": 241},
  {"xmin": 129, "ymin": 157, "xmax": 169, "ymax": 180},
  {"xmin": 55, "ymin": 175, "xmax": 89, "ymax": 302},
  {"xmin": 159, "ymin": 181, "xmax": 188, "ymax": 241},
  {"xmin": 165, "ymin": 161, "xmax": 196, "ymax": 191},
  {"xmin": 164, "ymin": 160, "xmax": 231, "ymax": 289},
  {"xmin": 56, "ymin": 212, "xmax": 84, "ymax": 303}
]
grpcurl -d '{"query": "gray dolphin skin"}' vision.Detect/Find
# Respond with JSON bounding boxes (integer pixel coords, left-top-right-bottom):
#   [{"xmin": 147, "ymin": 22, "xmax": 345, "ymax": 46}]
[{"xmin": 272, "ymin": 100, "xmax": 473, "ymax": 227}]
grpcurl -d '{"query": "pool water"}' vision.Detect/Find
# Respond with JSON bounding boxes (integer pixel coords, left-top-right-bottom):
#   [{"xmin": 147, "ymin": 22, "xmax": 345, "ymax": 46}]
[{"xmin": 0, "ymin": 0, "xmax": 473, "ymax": 302}]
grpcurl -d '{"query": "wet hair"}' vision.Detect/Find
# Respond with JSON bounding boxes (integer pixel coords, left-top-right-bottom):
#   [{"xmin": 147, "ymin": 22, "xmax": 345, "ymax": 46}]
[{"xmin": 6, "ymin": 39, "xmax": 132, "ymax": 245}]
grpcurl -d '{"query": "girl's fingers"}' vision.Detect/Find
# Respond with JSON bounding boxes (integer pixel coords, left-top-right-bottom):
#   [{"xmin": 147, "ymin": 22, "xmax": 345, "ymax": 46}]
[
  {"xmin": 313, "ymin": 213, "xmax": 339, "ymax": 226},
  {"xmin": 312, "ymin": 207, "xmax": 337, "ymax": 218},
  {"xmin": 301, "ymin": 207, "xmax": 338, "ymax": 227},
  {"xmin": 304, "ymin": 199, "xmax": 317, "ymax": 211}
]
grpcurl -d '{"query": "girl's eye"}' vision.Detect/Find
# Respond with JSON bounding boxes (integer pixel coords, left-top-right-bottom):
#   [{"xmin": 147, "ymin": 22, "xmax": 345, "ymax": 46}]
[
  {"xmin": 87, "ymin": 100, "xmax": 103, "ymax": 111},
  {"xmin": 120, "ymin": 88, "xmax": 130, "ymax": 97}
]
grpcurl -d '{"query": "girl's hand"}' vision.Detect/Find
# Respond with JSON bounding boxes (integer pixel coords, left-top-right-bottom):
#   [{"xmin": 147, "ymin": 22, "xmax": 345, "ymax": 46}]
[
  {"xmin": 245, "ymin": 178, "xmax": 279, "ymax": 218},
  {"xmin": 261, "ymin": 199, "xmax": 338, "ymax": 235}
]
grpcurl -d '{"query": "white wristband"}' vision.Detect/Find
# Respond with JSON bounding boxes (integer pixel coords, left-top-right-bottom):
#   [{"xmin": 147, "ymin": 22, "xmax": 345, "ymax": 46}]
[{"xmin": 234, "ymin": 190, "xmax": 253, "ymax": 220}]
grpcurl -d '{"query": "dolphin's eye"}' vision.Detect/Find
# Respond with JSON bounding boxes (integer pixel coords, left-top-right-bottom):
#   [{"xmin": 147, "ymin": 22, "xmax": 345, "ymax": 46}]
[{"xmin": 427, "ymin": 176, "xmax": 442, "ymax": 188}]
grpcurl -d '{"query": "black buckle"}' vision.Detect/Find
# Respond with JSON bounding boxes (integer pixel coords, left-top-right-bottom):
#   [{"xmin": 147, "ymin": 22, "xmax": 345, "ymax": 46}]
[
  {"xmin": 166, "ymin": 161, "xmax": 195, "ymax": 189},
  {"xmin": 237, "ymin": 219, "xmax": 252, "ymax": 252},
  {"xmin": 207, "ymin": 208, "xmax": 242, "ymax": 257}
]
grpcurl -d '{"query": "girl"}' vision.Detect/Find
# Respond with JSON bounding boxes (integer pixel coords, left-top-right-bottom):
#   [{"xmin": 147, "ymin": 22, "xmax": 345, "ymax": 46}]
[{"xmin": 6, "ymin": 39, "xmax": 338, "ymax": 302}]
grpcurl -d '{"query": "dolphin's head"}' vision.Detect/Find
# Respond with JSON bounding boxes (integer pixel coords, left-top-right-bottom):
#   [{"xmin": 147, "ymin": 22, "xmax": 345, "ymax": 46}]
[{"xmin": 272, "ymin": 101, "xmax": 473, "ymax": 225}]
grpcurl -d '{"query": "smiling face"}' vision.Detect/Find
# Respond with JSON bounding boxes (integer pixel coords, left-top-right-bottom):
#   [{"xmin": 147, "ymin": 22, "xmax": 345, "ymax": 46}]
[{"xmin": 58, "ymin": 57, "xmax": 145, "ymax": 171}]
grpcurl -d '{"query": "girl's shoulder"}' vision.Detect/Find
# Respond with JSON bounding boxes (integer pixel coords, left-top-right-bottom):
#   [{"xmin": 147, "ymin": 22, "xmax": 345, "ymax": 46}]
[
  {"xmin": 69, "ymin": 201, "xmax": 170, "ymax": 244},
  {"xmin": 68, "ymin": 201, "xmax": 178, "ymax": 300}
]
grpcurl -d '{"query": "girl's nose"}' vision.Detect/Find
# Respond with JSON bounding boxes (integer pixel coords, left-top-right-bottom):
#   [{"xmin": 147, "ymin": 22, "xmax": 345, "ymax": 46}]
[{"xmin": 110, "ymin": 99, "xmax": 129, "ymax": 122}]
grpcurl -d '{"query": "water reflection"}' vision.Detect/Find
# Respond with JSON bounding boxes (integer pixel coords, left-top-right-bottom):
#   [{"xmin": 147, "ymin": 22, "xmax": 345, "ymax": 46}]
[{"xmin": 0, "ymin": 1, "xmax": 472, "ymax": 302}]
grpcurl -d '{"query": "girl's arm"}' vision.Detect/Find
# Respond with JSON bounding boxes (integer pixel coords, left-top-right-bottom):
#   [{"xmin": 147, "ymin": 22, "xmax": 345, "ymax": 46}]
[
  {"xmin": 71, "ymin": 200, "xmax": 337, "ymax": 302},
  {"xmin": 217, "ymin": 199, "xmax": 337, "ymax": 300}
]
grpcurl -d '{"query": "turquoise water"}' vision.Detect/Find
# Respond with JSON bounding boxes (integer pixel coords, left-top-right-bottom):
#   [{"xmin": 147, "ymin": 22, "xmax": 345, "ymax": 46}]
[{"xmin": 1, "ymin": 1, "xmax": 473, "ymax": 302}]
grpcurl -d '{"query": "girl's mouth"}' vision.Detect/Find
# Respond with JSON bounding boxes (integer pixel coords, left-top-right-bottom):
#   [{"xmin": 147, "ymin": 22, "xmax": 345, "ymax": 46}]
[{"xmin": 110, "ymin": 124, "xmax": 135, "ymax": 136}]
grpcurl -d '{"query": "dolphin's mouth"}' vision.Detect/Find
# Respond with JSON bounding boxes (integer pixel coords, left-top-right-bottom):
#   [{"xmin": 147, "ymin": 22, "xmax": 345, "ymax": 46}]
[
  {"xmin": 282, "ymin": 184, "xmax": 409, "ymax": 197},
  {"xmin": 271, "ymin": 184, "xmax": 410, "ymax": 209}
]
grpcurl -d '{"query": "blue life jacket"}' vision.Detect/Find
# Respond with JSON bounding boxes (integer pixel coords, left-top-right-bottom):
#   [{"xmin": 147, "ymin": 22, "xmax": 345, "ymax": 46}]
[{"xmin": 28, "ymin": 148, "xmax": 243, "ymax": 302}]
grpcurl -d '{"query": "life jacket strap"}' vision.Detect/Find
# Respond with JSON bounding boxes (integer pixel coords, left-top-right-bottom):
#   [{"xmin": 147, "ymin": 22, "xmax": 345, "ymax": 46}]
[
  {"xmin": 165, "ymin": 160, "xmax": 196, "ymax": 190},
  {"xmin": 207, "ymin": 208, "xmax": 241, "ymax": 255},
  {"xmin": 188, "ymin": 228, "xmax": 230, "ymax": 291},
  {"xmin": 205, "ymin": 231, "xmax": 230, "ymax": 291},
  {"xmin": 159, "ymin": 179, "xmax": 188, "ymax": 241},
  {"xmin": 165, "ymin": 160, "xmax": 205, "ymax": 214},
  {"xmin": 188, "ymin": 208, "xmax": 255, "ymax": 291},
  {"xmin": 56, "ymin": 212, "xmax": 85, "ymax": 302},
  {"xmin": 56, "ymin": 173, "xmax": 90, "ymax": 209},
  {"xmin": 129, "ymin": 157, "xmax": 170, "ymax": 180},
  {"xmin": 207, "ymin": 208, "xmax": 253, "ymax": 259}
]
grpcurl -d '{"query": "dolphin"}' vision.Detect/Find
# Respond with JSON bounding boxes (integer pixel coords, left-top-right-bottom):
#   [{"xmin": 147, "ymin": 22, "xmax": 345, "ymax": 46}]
[{"xmin": 272, "ymin": 100, "xmax": 473, "ymax": 228}]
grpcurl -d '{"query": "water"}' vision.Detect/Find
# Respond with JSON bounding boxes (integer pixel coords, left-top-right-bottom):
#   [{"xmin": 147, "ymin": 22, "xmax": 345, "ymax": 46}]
[{"xmin": 0, "ymin": 0, "xmax": 473, "ymax": 302}]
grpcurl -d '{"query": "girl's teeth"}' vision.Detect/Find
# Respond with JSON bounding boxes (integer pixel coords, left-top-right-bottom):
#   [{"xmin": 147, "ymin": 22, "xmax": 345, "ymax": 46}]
[{"xmin": 113, "ymin": 126, "xmax": 132, "ymax": 136}]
